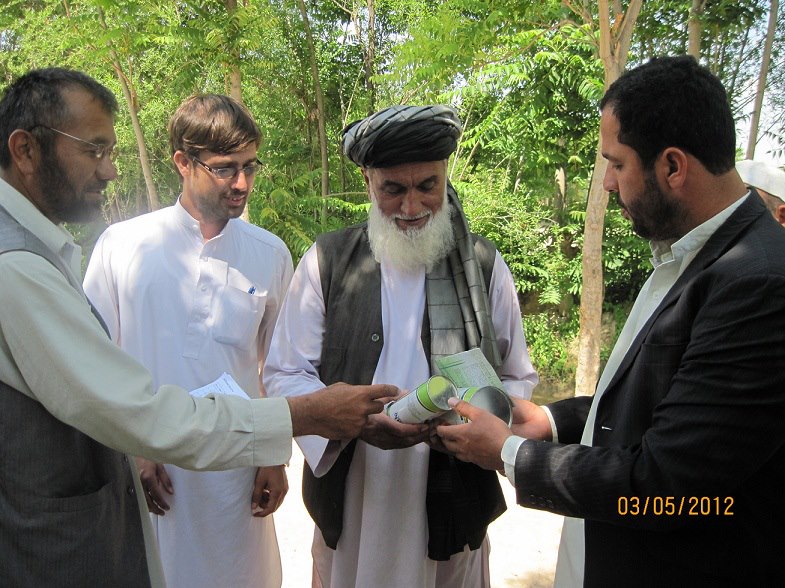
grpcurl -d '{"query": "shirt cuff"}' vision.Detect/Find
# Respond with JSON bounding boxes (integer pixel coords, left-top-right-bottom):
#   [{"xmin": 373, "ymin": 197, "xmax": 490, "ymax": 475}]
[
  {"xmin": 542, "ymin": 405, "xmax": 558, "ymax": 443},
  {"xmin": 501, "ymin": 435, "xmax": 526, "ymax": 487}
]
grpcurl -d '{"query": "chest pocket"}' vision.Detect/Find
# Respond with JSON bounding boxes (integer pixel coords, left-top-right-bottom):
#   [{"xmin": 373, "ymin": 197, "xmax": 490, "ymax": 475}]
[{"xmin": 212, "ymin": 269, "xmax": 266, "ymax": 351}]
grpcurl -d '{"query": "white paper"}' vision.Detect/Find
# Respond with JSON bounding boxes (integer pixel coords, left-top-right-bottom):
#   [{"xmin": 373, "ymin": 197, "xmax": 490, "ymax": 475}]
[
  {"xmin": 434, "ymin": 348, "xmax": 503, "ymax": 388},
  {"xmin": 189, "ymin": 372, "xmax": 251, "ymax": 400}
]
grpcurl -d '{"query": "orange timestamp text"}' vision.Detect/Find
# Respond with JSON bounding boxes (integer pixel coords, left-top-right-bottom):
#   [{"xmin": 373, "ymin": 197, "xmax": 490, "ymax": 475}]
[{"xmin": 617, "ymin": 496, "xmax": 734, "ymax": 516}]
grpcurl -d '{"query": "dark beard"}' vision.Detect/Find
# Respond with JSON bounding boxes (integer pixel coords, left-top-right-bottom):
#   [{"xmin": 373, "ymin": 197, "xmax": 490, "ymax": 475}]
[
  {"xmin": 626, "ymin": 172, "xmax": 686, "ymax": 241},
  {"xmin": 38, "ymin": 150, "xmax": 103, "ymax": 223}
]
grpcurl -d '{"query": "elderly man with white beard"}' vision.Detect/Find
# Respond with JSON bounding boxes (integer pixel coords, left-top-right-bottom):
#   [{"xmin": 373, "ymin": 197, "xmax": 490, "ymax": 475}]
[{"xmin": 263, "ymin": 105, "xmax": 539, "ymax": 588}]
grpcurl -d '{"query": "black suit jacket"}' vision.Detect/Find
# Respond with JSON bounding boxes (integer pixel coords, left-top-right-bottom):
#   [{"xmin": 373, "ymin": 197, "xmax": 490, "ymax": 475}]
[{"xmin": 516, "ymin": 194, "xmax": 785, "ymax": 587}]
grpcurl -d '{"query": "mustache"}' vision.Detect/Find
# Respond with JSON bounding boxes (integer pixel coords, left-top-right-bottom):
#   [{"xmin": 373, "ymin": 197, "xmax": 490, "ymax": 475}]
[
  {"xmin": 393, "ymin": 210, "xmax": 431, "ymax": 222},
  {"xmin": 87, "ymin": 182, "xmax": 109, "ymax": 193}
]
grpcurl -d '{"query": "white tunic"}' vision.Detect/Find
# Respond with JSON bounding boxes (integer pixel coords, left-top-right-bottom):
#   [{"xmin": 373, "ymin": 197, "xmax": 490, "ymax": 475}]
[
  {"xmin": 263, "ymin": 243, "xmax": 538, "ymax": 588},
  {"xmin": 84, "ymin": 200, "xmax": 293, "ymax": 588}
]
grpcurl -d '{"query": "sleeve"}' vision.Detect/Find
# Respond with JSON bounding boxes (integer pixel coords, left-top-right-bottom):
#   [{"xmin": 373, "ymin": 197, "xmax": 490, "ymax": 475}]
[
  {"xmin": 257, "ymin": 244, "xmax": 295, "ymax": 392},
  {"xmin": 83, "ymin": 229, "xmax": 120, "ymax": 341},
  {"xmin": 0, "ymin": 251, "xmax": 293, "ymax": 470},
  {"xmin": 514, "ymin": 272, "xmax": 785, "ymax": 530},
  {"xmin": 488, "ymin": 252, "xmax": 539, "ymax": 399},
  {"xmin": 262, "ymin": 244, "xmax": 339, "ymax": 473}
]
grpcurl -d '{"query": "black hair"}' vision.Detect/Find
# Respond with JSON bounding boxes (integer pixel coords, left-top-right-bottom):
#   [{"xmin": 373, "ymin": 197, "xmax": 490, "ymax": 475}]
[
  {"xmin": 0, "ymin": 67, "xmax": 118, "ymax": 168},
  {"xmin": 600, "ymin": 56, "xmax": 735, "ymax": 174}
]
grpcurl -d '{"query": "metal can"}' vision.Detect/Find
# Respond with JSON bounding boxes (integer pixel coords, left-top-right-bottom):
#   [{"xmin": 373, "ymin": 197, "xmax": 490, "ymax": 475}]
[
  {"xmin": 384, "ymin": 375, "xmax": 458, "ymax": 424},
  {"xmin": 443, "ymin": 385, "xmax": 513, "ymax": 426}
]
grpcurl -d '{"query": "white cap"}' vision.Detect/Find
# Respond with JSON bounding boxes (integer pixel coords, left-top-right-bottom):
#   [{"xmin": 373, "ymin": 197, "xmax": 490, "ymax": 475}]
[{"xmin": 736, "ymin": 159, "xmax": 785, "ymax": 202}]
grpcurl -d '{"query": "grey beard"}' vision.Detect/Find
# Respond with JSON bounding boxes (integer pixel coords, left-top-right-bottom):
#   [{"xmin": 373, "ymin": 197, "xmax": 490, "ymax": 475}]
[{"xmin": 367, "ymin": 196, "xmax": 455, "ymax": 274}]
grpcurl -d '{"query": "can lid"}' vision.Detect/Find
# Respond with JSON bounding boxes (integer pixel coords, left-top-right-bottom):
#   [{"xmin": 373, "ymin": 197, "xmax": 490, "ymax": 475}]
[
  {"xmin": 417, "ymin": 375, "xmax": 457, "ymax": 411},
  {"xmin": 462, "ymin": 386, "xmax": 513, "ymax": 426}
]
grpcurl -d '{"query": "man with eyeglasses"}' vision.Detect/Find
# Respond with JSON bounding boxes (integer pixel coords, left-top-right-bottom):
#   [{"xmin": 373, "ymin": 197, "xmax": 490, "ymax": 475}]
[
  {"xmin": 83, "ymin": 94, "xmax": 292, "ymax": 588},
  {"xmin": 0, "ymin": 68, "xmax": 392, "ymax": 588}
]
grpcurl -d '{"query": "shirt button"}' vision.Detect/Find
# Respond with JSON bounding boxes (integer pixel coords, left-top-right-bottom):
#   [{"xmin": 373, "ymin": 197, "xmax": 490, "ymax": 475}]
[
  {"xmin": 127, "ymin": 486, "xmax": 135, "ymax": 496},
  {"xmin": 370, "ymin": 333, "xmax": 380, "ymax": 342}
]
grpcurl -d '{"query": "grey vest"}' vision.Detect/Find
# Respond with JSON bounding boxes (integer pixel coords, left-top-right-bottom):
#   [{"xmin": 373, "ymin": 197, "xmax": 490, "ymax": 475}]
[
  {"xmin": 303, "ymin": 223, "xmax": 505, "ymax": 560},
  {"xmin": 0, "ymin": 204, "xmax": 150, "ymax": 588}
]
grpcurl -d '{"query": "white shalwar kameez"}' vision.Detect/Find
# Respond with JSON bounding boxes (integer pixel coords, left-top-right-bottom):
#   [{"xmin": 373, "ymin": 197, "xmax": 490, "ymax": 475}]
[
  {"xmin": 84, "ymin": 200, "xmax": 293, "ymax": 588},
  {"xmin": 263, "ymin": 243, "xmax": 538, "ymax": 588}
]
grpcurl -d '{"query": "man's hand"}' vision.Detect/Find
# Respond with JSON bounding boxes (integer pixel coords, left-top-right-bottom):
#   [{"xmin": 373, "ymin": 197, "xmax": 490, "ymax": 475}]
[
  {"xmin": 436, "ymin": 400, "xmax": 513, "ymax": 471},
  {"xmin": 509, "ymin": 397, "xmax": 553, "ymax": 441},
  {"xmin": 251, "ymin": 465, "xmax": 288, "ymax": 518},
  {"xmin": 426, "ymin": 417, "xmax": 455, "ymax": 454},
  {"xmin": 287, "ymin": 382, "xmax": 397, "ymax": 440},
  {"xmin": 360, "ymin": 413, "xmax": 430, "ymax": 449},
  {"xmin": 135, "ymin": 457, "xmax": 173, "ymax": 516}
]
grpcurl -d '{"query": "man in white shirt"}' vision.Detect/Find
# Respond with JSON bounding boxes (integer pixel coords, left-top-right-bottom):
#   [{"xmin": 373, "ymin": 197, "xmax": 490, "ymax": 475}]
[
  {"xmin": 438, "ymin": 56, "xmax": 785, "ymax": 587},
  {"xmin": 263, "ymin": 105, "xmax": 539, "ymax": 588},
  {"xmin": 0, "ymin": 67, "xmax": 393, "ymax": 588},
  {"xmin": 84, "ymin": 94, "xmax": 291, "ymax": 588},
  {"xmin": 736, "ymin": 159, "xmax": 785, "ymax": 226}
]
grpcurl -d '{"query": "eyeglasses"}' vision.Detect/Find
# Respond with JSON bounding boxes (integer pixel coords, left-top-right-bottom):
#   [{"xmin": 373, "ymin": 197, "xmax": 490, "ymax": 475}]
[
  {"xmin": 33, "ymin": 125, "xmax": 117, "ymax": 161},
  {"xmin": 191, "ymin": 155, "xmax": 262, "ymax": 180}
]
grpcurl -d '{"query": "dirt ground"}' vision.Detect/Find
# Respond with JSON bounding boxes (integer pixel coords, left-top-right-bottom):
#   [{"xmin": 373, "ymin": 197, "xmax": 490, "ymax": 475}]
[{"xmin": 274, "ymin": 444, "xmax": 564, "ymax": 588}]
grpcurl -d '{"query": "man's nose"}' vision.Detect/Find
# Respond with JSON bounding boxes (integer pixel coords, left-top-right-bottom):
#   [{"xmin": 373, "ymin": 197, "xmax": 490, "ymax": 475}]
[
  {"xmin": 231, "ymin": 169, "xmax": 250, "ymax": 191},
  {"xmin": 400, "ymin": 191, "xmax": 421, "ymax": 216},
  {"xmin": 602, "ymin": 166, "xmax": 617, "ymax": 193},
  {"xmin": 97, "ymin": 155, "xmax": 117, "ymax": 181}
]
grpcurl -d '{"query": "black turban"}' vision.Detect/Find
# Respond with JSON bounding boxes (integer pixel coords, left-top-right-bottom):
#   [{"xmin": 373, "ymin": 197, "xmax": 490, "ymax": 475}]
[{"xmin": 341, "ymin": 105, "xmax": 462, "ymax": 168}]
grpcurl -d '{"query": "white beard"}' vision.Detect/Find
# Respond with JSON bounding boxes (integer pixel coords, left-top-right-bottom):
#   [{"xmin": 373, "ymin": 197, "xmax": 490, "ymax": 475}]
[{"xmin": 367, "ymin": 190, "xmax": 455, "ymax": 273}]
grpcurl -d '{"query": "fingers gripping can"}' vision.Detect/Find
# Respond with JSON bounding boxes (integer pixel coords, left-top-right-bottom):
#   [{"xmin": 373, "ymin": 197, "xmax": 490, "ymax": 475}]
[{"xmin": 384, "ymin": 375, "xmax": 458, "ymax": 423}]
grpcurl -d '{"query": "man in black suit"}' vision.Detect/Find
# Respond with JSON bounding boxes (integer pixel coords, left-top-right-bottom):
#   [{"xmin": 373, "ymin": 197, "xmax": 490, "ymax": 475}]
[{"xmin": 438, "ymin": 55, "xmax": 785, "ymax": 587}]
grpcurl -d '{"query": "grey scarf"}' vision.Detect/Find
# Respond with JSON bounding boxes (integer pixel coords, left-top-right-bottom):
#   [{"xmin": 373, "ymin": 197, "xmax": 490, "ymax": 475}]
[{"xmin": 425, "ymin": 184, "xmax": 502, "ymax": 371}]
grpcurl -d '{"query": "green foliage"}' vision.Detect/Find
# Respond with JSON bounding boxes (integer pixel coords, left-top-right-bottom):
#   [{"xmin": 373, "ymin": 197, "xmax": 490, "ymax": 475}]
[
  {"xmin": 2, "ymin": 0, "xmax": 782, "ymax": 387},
  {"xmin": 523, "ymin": 309, "xmax": 580, "ymax": 383},
  {"xmin": 457, "ymin": 173, "xmax": 580, "ymax": 307}
]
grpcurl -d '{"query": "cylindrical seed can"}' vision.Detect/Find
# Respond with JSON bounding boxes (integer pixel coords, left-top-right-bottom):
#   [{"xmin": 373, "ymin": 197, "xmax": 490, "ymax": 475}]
[
  {"xmin": 444, "ymin": 385, "xmax": 513, "ymax": 426},
  {"xmin": 384, "ymin": 375, "xmax": 458, "ymax": 423}
]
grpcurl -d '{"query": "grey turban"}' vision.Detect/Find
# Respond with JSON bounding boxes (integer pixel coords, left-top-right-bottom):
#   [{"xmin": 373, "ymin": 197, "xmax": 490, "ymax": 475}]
[{"xmin": 341, "ymin": 105, "xmax": 462, "ymax": 168}]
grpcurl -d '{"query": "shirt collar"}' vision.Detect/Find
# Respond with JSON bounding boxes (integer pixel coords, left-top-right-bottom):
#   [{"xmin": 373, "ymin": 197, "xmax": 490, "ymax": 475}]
[
  {"xmin": 0, "ymin": 176, "xmax": 81, "ymax": 276},
  {"xmin": 173, "ymin": 196, "xmax": 233, "ymax": 242},
  {"xmin": 649, "ymin": 192, "xmax": 748, "ymax": 269}
]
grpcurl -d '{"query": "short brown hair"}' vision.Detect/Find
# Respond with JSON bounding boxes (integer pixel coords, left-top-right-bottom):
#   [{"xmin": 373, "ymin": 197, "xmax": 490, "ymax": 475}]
[{"xmin": 168, "ymin": 94, "xmax": 260, "ymax": 157}]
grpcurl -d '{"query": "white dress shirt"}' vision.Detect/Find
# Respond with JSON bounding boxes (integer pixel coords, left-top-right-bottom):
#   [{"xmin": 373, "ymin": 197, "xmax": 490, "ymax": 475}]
[{"xmin": 84, "ymin": 199, "xmax": 294, "ymax": 588}]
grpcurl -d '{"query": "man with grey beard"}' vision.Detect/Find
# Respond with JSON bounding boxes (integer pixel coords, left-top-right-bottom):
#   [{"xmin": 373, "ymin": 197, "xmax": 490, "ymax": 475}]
[{"xmin": 264, "ymin": 105, "xmax": 539, "ymax": 588}]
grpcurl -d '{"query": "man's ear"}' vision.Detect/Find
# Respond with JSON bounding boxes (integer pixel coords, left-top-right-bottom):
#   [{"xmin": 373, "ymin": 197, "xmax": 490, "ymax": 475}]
[
  {"xmin": 361, "ymin": 167, "xmax": 372, "ymax": 200},
  {"xmin": 775, "ymin": 204, "xmax": 785, "ymax": 227},
  {"xmin": 7, "ymin": 129, "xmax": 39, "ymax": 176},
  {"xmin": 659, "ymin": 147, "xmax": 688, "ymax": 189},
  {"xmin": 172, "ymin": 150, "xmax": 191, "ymax": 179}
]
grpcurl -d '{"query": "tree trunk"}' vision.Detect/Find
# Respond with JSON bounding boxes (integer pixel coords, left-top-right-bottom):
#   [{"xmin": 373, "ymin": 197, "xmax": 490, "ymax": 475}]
[
  {"xmin": 224, "ymin": 0, "xmax": 243, "ymax": 103},
  {"xmin": 223, "ymin": 0, "xmax": 251, "ymax": 221},
  {"xmin": 116, "ymin": 68, "xmax": 159, "ymax": 212},
  {"xmin": 575, "ymin": 144, "xmax": 609, "ymax": 396},
  {"xmin": 746, "ymin": 0, "xmax": 778, "ymax": 159},
  {"xmin": 296, "ymin": 0, "xmax": 330, "ymax": 223},
  {"xmin": 687, "ymin": 0, "xmax": 706, "ymax": 58},
  {"xmin": 365, "ymin": 0, "xmax": 376, "ymax": 113},
  {"xmin": 96, "ymin": 8, "xmax": 159, "ymax": 212},
  {"xmin": 573, "ymin": 0, "xmax": 641, "ymax": 397}
]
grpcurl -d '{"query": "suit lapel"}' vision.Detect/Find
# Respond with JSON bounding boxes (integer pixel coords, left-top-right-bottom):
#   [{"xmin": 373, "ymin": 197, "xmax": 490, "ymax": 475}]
[{"xmin": 597, "ymin": 192, "xmax": 766, "ymax": 405}]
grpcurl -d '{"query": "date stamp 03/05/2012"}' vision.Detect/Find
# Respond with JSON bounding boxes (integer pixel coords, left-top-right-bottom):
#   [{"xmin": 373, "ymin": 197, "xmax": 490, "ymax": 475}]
[{"xmin": 617, "ymin": 496, "xmax": 734, "ymax": 517}]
